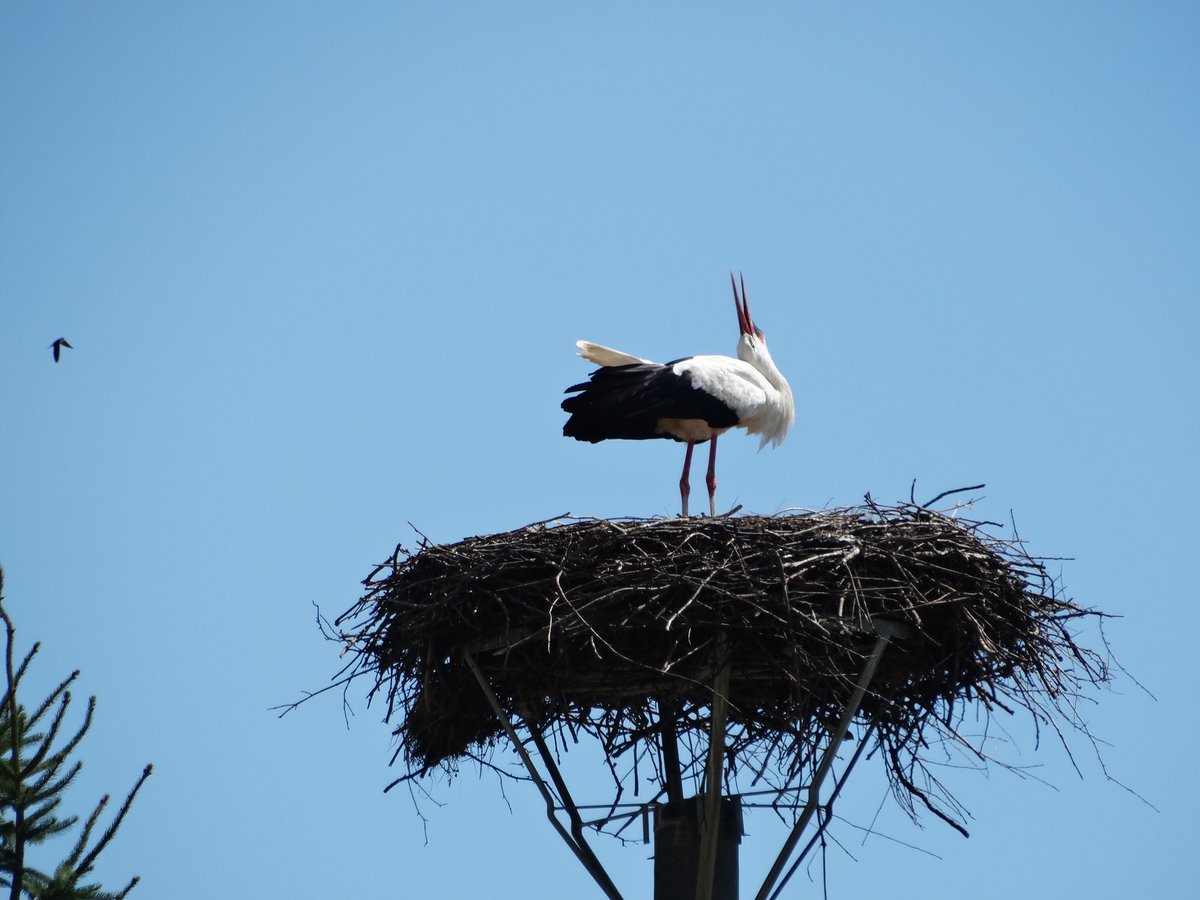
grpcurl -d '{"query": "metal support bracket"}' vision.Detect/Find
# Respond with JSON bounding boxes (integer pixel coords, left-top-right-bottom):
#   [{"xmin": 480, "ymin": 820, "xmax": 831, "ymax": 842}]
[
  {"xmin": 753, "ymin": 632, "xmax": 893, "ymax": 900},
  {"xmin": 464, "ymin": 649, "xmax": 624, "ymax": 900},
  {"xmin": 696, "ymin": 631, "xmax": 732, "ymax": 900}
]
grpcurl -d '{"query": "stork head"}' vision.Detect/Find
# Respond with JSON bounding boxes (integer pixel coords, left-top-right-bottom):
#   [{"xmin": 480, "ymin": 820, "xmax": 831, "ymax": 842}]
[
  {"xmin": 730, "ymin": 271, "xmax": 794, "ymax": 443},
  {"xmin": 732, "ymin": 272, "xmax": 766, "ymax": 354}
]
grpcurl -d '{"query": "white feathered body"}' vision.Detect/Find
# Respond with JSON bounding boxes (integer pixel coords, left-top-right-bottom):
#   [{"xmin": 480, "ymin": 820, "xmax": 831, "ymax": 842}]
[{"xmin": 564, "ymin": 337, "xmax": 794, "ymax": 448}]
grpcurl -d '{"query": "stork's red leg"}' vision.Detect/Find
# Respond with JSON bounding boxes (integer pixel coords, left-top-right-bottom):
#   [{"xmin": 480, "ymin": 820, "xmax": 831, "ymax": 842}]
[
  {"xmin": 705, "ymin": 436, "xmax": 718, "ymax": 516},
  {"xmin": 679, "ymin": 441, "xmax": 696, "ymax": 517}
]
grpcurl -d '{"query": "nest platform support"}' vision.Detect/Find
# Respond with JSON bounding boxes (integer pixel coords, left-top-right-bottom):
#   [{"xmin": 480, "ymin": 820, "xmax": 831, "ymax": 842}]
[
  {"xmin": 464, "ymin": 648, "xmax": 624, "ymax": 900},
  {"xmin": 329, "ymin": 503, "xmax": 1111, "ymax": 900},
  {"xmin": 654, "ymin": 797, "xmax": 742, "ymax": 900},
  {"xmin": 755, "ymin": 627, "xmax": 896, "ymax": 900},
  {"xmin": 697, "ymin": 631, "xmax": 733, "ymax": 900},
  {"xmin": 659, "ymin": 700, "xmax": 684, "ymax": 805}
]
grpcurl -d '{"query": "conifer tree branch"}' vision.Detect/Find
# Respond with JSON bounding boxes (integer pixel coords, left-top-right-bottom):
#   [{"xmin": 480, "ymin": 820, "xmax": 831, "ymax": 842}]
[
  {"xmin": 1, "ymin": 591, "xmax": 27, "ymax": 900},
  {"xmin": 0, "ymin": 569, "xmax": 151, "ymax": 899},
  {"xmin": 28, "ymin": 759, "xmax": 83, "ymax": 811},
  {"xmin": 31, "ymin": 697, "xmax": 94, "ymax": 787},
  {"xmin": 25, "ymin": 673, "xmax": 79, "ymax": 733},
  {"xmin": 64, "ymin": 794, "xmax": 108, "ymax": 871},
  {"xmin": 24, "ymin": 692, "xmax": 75, "ymax": 778},
  {"xmin": 76, "ymin": 765, "xmax": 152, "ymax": 879},
  {"xmin": 0, "ymin": 644, "xmax": 41, "ymax": 721}
]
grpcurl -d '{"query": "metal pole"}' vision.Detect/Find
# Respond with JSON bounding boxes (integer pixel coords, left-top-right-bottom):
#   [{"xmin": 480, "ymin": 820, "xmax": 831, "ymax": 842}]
[
  {"xmin": 754, "ymin": 634, "xmax": 891, "ymax": 900},
  {"xmin": 697, "ymin": 632, "xmax": 732, "ymax": 900},
  {"xmin": 529, "ymin": 728, "xmax": 618, "ymax": 886},
  {"xmin": 654, "ymin": 796, "xmax": 742, "ymax": 900},
  {"xmin": 769, "ymin": 722, "xmax": 878, "ymax": 899},
  {"xmin": 660, "ymin": 700, "xmax": 685, "ymax": 805},
  {"xmin": 654, "ymin": 631, "xmax": 741, "ymax": 900},
  {"xmin": 463, "ymin": 650, "xmax": 624, "ymax": 900}
]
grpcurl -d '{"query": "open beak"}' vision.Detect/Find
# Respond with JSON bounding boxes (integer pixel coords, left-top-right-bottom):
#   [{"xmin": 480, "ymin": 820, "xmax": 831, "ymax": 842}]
[{"xmin": 732, "ymin": 271, "xmax": 753, "ymax": 336}]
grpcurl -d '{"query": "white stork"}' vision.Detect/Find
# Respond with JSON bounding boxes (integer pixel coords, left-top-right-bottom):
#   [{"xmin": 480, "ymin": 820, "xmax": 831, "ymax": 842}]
[{"xmin": 562, "ymin": 274, "xmax": 794, "ymax": 516}]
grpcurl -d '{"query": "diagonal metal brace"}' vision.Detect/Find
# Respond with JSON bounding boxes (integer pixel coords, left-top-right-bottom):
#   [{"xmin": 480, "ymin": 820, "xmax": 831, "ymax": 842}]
[
  {"xmin": 463, "ymin": 649, "xmax": 624, "ymax": 900},
  {"xmin": 754, "ymin": 632, "xmax": 893, "ymax": 900}
]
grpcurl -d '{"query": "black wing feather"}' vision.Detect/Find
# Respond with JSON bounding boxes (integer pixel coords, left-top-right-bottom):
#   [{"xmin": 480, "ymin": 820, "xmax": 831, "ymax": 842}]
[{"xmin": 561, "ymin": 360, "xmax": 739, "ymax": 443}]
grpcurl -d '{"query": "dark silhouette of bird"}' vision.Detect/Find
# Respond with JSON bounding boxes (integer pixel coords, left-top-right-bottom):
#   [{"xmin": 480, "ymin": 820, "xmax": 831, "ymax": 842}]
[{"xmin": 50, "ymin": 338, "xmax": 73, "ymax": 363}]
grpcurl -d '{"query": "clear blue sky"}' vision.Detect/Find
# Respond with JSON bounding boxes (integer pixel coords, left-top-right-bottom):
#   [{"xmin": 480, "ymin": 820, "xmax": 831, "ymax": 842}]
[{"xmin": 2, "ymin": 3, "xmax": 1196, "ymax": 897}]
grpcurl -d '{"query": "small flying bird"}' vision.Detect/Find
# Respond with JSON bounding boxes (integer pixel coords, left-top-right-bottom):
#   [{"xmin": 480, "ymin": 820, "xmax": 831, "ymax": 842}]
[
  {"xmin": 50, "ymin": 337, "xmax": 73, "ymax": 363},
  {"xmin": 562, "ymin": 274, "xmax": 794, "ymax": 516}
]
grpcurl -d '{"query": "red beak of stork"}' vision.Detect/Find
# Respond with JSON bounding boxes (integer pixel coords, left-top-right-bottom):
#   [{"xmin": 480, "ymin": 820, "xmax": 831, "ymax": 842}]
[{"xmin": 732, "ymin": 271, "xmax": 760, "ymax": 339}]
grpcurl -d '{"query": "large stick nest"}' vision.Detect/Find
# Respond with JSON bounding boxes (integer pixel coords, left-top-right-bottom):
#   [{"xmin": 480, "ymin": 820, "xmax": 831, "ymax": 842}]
[{"xmin": 332, "ymin": 502, "xmax": 1109, "ymax": 832}]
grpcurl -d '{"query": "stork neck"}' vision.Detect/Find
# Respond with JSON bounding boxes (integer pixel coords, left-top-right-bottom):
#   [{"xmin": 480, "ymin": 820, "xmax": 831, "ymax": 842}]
[{"xmin": 746, "ymin": 346, "xmax": 789, "ymax": 393}]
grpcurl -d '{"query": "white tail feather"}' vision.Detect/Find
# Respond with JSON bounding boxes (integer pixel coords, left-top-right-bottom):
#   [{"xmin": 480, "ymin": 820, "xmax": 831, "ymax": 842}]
[{"xmin": 576, "ymin": 340, "xmax": 655, "ymax": 367}]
